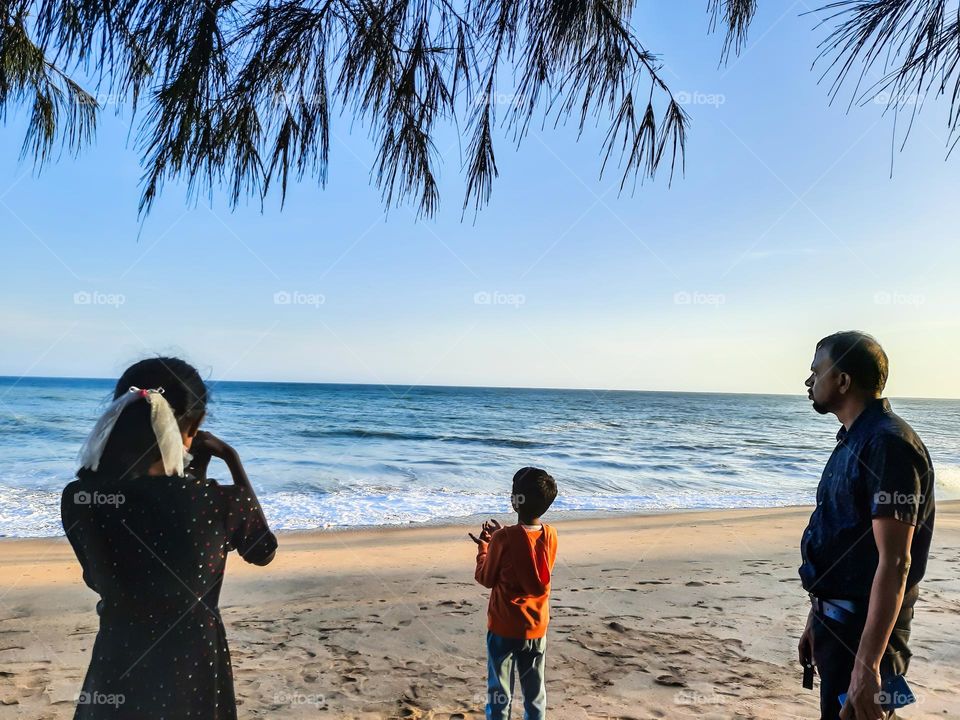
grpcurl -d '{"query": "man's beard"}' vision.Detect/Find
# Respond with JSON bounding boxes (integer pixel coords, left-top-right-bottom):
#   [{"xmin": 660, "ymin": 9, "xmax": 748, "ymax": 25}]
[{"xmin": 811, "ymin": 398, "xmax": 830, "ymax": 415}]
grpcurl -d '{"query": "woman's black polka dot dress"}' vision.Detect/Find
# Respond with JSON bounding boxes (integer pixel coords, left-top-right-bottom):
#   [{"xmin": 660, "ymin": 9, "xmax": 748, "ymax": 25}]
[{"xmin": 61, "ymin": 474, "xmax": 277, "ymax": 719}]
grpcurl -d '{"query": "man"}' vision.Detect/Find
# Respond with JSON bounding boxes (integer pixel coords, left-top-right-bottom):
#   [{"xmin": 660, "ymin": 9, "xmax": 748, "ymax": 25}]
[{"xmin": 799, "ymin": 331, "xmax": 935, "ymax": 720}]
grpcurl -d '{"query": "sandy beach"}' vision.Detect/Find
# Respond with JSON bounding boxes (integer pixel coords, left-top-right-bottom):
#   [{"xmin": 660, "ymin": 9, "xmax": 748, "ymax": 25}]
[{"xmin": 1, "ymin": 503, "xmax": 958, "ymax": 719}]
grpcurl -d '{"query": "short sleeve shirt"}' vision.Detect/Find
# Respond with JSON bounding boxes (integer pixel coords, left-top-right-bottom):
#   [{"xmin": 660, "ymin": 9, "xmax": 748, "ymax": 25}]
[{"xmin": 799, "ymin": 398, "xmax": 935, "ymax": 601}]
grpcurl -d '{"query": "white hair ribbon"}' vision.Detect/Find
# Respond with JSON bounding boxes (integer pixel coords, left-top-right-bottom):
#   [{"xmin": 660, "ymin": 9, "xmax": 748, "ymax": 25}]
[{"xmin": 78, "ymin": 386, "xmax": 187, "ymax": 477}]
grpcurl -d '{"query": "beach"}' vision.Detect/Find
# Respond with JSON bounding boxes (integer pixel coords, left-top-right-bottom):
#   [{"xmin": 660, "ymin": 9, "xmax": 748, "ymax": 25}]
[{"xmin": 1, "ymin": 504, "xmax": 958, "ymax": 719}]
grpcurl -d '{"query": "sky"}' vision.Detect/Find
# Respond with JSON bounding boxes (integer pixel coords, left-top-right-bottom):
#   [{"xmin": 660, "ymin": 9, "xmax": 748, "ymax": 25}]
[{"xmin": 1, "ymin": 2, "xmax": 959, "ymax": 397}]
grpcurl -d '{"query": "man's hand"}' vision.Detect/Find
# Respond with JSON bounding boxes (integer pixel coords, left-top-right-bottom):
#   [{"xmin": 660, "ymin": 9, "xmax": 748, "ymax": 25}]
[
  {"xmin": 838, "ymin": 515, "xmax": 914, "ymax": 719},
  {"xmin": 798, "ymin": 609, "xmax": 815, "ymax": 668},
  {"xmin": 468, "ymin": 518, "xmax": 503, "ymax": 545},
  {"xmin": 840, "ymin": 662, "xmax": 884, "ymax": 720}
]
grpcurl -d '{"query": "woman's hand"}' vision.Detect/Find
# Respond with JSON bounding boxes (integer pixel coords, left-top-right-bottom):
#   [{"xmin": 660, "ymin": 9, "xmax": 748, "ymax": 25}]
[
  {"xmin": 191, "ymin": 431, "xmax": 237, "ymax": 461},
  {"xmin": 188, "ymin": 431, "xmax": 245, "ymax": 485}
]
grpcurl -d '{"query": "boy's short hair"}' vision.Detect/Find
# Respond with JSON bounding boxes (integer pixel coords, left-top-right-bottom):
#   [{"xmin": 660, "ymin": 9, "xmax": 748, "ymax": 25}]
[{"xmin": 512, "ymin": 467, "xmax": 558, "ymax": 517}]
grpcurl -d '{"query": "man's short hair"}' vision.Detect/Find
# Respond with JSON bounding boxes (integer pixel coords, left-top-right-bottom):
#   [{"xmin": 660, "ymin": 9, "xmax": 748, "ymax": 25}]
[
  {"xmin": 512, "ymin": 467, "xmax": 558, "ymax": 517},
  {"xmin": 816, "ymin": 331, "xmax": 888, "ymax": 395}
]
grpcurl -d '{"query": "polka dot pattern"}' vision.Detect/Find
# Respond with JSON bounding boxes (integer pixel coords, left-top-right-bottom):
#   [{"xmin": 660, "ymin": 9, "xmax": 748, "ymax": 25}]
[{"xmin": 61, "ymin": 474, "xmax": 278, "ymax": 719}]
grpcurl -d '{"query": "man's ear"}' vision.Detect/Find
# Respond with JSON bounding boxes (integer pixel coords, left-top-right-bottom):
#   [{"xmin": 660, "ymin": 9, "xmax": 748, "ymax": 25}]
[{"xmin": 837, "ymin": 372, "xmax": 852, "ymax": 395}]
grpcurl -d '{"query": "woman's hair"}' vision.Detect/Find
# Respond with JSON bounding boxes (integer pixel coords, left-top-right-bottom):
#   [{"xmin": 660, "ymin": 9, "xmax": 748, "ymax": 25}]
[{"xmin": 77, "ymin": 357, "xmax": 208, "ymax": 480}]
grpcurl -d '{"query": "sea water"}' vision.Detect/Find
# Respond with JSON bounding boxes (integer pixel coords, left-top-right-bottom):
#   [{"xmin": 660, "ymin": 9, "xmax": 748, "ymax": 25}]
[{"xmin": 1, "ymin": 376, "xmax": 957, "ymax": 536}]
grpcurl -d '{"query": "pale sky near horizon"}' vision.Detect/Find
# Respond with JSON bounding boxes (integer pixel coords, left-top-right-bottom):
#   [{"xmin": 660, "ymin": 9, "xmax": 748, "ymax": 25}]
[{"xmin": 2, "ymin": 3, "xmax": 959, "ymax": 398}]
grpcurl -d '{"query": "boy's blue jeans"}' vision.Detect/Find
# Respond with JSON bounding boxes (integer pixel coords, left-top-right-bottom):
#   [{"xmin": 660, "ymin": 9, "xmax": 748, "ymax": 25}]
[{"xmin": 486, "ymin": 631, "xmax": 547, "ymax": 720}]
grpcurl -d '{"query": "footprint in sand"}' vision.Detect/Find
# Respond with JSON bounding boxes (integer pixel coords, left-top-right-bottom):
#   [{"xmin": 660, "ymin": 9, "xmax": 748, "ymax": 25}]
[{"xmin": 655, "ymin": 673, "xmax": 686, "ymax": 687}]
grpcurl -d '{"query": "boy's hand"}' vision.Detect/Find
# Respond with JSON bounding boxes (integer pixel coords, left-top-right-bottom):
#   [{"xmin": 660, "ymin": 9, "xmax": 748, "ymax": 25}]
[
  {"xmin": 483, "ymin": 519, "xmax": 503, "ymax": 537},
  {"xmin": 468, "ymin": 518, "xmax": 504, "ymax": 545},
  {"xmin": 468, "ymin": 524, "xmax": 491, "ymax": 545}
]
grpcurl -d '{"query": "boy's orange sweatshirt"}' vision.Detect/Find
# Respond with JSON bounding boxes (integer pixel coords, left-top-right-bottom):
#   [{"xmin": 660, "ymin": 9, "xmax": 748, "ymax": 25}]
[{"xmin": 475, "ymin": 524, "xmax": 558, "ymax": 640}]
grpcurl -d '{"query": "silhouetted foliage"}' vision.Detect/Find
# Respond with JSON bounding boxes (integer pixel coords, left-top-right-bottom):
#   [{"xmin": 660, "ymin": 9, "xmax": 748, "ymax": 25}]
[
  {"xmin": 1, "ymin": 1, "xmax": 952, "ymax": 217},
  {"xmin": 814, "ymin": 1, "xmax": 960, "ymax": 155}
]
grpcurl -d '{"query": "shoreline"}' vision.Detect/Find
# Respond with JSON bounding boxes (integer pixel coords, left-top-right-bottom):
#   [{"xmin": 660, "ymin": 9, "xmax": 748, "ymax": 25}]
[
  {"xmin": 0, "ymin": 502, "xmax": 818, "ymax": 542},
  {"xmin": 4, "ymin": 500, "xmax": 958, "ymax": 542}
]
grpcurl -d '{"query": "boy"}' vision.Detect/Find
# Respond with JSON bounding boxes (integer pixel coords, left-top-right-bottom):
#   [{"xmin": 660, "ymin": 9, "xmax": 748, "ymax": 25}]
[{"xmin": 470, "ymin": 467, "xmax": 559, "ymax": 720}]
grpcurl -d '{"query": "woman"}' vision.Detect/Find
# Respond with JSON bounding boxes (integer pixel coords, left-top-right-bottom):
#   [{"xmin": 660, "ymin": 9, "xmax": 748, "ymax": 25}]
[{"xmin": 61, "ymin": 357, "xmax": 277, "ymax": 719}]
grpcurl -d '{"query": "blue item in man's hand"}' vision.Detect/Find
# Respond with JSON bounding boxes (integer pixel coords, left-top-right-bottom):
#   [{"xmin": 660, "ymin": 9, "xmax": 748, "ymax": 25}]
[{"xmin": 839, "ymin": 674, "xmax": 916, "ymax": 711}]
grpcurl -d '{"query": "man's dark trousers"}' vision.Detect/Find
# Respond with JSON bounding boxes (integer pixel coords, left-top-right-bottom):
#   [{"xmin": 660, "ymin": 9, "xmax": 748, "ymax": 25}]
[{"xmin": 811, "ymin": 607, "xmax": 913, "ymax": 720}]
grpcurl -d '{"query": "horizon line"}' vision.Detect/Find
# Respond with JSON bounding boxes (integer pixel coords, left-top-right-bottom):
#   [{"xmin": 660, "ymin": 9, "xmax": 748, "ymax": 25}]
[{"xmin": 1, "ymin": 374, "xmax": 958, "ymax": 402}]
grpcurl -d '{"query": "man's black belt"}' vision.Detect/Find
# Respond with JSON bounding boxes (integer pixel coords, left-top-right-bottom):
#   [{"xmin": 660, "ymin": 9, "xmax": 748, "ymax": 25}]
[{"xmin": 810, "ymin": 593, "xmax": 915, "ymax": 626}]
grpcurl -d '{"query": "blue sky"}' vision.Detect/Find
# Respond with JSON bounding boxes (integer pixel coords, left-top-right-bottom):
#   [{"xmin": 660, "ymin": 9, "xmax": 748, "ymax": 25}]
[{"xmin": 2, "ymin": 2, "xmax": 958, "ymax": 397}]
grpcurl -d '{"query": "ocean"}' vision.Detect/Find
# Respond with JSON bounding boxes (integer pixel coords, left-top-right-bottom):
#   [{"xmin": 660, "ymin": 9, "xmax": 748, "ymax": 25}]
[{"xmin": 1, "ymin": 376, "xmax": 958, "ymax": 537}]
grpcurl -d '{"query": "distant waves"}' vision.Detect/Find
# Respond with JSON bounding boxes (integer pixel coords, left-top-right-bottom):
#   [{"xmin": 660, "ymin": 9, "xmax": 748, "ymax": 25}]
[{"xmin": 1, "ymin": 377, "xmax": 959, "ymax": 536}]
